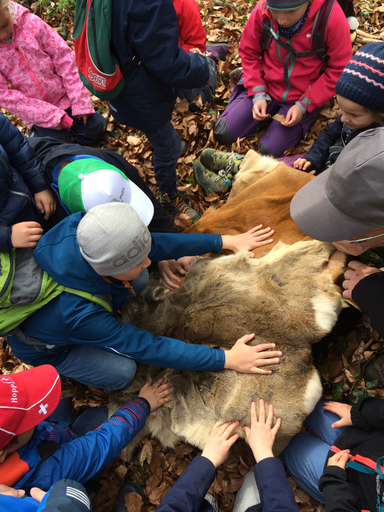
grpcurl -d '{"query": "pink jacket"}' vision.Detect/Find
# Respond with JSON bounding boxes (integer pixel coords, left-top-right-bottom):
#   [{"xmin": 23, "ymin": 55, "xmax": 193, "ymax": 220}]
[
  {"xmin": 239, "ymin": 0, "xmax": 352, "ymax": 112},
  {"xmin": 0, "ymin": 2, "xmax": 94, "ymax": 129},
  {"xmin": 173, "ymin": 0, "xmax": 205, "ymax": 53}
]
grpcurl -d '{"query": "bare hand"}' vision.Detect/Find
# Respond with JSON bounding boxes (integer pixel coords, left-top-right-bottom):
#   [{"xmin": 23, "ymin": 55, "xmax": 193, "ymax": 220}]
[
  {"xmin": 11, "ymin": 221, "xmax": 43, "ymax": 248},
  {"xmin": 243, "ymin": 400, "xmax": 281, "ymax": 462},
  {"xmin": 252, "ymin": 100, "xmax": 268, "ymax": 121},
  {"xmin": 293, "ymin": 158, "xmax": 312, "ymax": 171},
  {"xmin": 327, "ymin": 449, "xmax": 351, "ymax": 469},
  {"xmin": 189, "ymin": 48, "xmax": 205, "ymax": 55},
  {"xmin": 222, "ymin": 225, "xmax": 274, "ymax": 255},
  {"xmin": 158, "ymin": 256, "xmax": 198, "ymax": 291},
  {"xmin": 342, "ymin": 261, "xmax": 382, "ymax": 300},
  {"xmin": 284, "ymin": 105, "xmax": 303, "ymax": 127},
  {"xmin": 34, "ymin": 189, "xmax": 56, "ymax": 220},
  {"xmin": 224, "ymin": 334, "xmax": 282, "ymax": 374},
  {"xmin": 30, "ymin": 487, "xmax": 46, "ymax": 503},
  {"xmin": 139, "ymin": 376, "xmax": 173, "ymax": 412},
  {"xmin": 201, "ymin": 421, "xmax": 240, "ymax": 467},
  {"xmin": 82, "ymin": 115, "xmax": 89, "ymax": 125},
  {"xmin": 323, "ymin": 402, "xmax": 352, "ymax": 429},
  {"xmin": 0, "ymin": 484, "xmax": 25, "ymax": 497}
]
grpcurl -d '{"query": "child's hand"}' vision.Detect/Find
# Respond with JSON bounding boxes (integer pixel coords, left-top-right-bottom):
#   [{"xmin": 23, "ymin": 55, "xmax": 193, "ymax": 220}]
[
  {"xmin": 0, "ymin": 484, "xmax": 25, "ymax": 497},
  {"xmin": 222, "ymin": 225, "xmax": 274, "ymax": 254},
  {"xmin": 243, "ymin": 400, "xmax": 281, "ymax": 462},
  {"xmin": 293, "ymin": 158, "xmax": 312, "ymax": 171},
  {"xmin": 139, "ymin": 376, "xmax": 173, "ymax": 412},
  {"xmin": 224, "ymin": 334, "xmax": 282, "ymax": 374},
  {"xmin": 285, "ymin": 105, "xmax": 303, "ymax": 127},
  {"xmin": 34, "ymin": 188, "xmax": 56, "ymax": 220},
  {"xmin": 158, "ymin": 256, "xmax": 198, "ymax": 291},
  {"xmin": 189, "ymin": 48, "xmax": 205, "ymax": 56},
  {"xmin": 11, "ymin": 221, "xmax": 43, "ymax": 248},
  {"xmin": 252, "ymin": 100, "xmax": 268, "ymax": 121},
  {"xmin": 201, "ymin": 421, "xmax": 240, "ymax": 468},
  {"xmin": 327, "ymin": 449, "xmax": 351, "ymax": 470},
  {"xmin": 323, "ymin": 402, "xmax": 353, "ymax": 429},
  {"xmin": 30, "ymin": 487, "xmax": 46, "ymax": 503}
]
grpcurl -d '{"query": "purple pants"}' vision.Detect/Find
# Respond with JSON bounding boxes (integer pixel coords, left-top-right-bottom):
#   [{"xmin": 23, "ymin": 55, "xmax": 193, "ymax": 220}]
[{"xmin": 214, "ymin": 82, "xmax": 321, "ymax": 157}]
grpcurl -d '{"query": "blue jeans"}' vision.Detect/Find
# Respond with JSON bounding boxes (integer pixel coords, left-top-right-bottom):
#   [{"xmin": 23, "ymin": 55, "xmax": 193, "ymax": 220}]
[
  {"xmin": 49, "ymin": 398, "xmax": 108, "ymax": 436},
  {"xmin": 29, "ymin": 108, "xmax": 107, "ymax": 146},
  {"xmin": 282, "ymin": 400, "xmax": 347, "ymax": 502},
  {"xmin": 145, "ymin": 121, "xmax": 181, "ymax": 195}
]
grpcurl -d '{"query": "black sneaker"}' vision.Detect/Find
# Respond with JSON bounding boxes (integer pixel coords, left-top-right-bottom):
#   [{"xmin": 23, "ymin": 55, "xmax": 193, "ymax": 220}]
[
  {"xmin": 112, "ymin": 481, "xmax": 145, "ymax": 512},
  {"xmin": 160, "ymin": 190, "xmax": 200, "ymax": 221}
]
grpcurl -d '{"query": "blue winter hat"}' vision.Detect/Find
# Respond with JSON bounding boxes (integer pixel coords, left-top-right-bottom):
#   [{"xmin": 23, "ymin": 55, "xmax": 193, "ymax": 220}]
[
  {"xmin": 336, "ymin": 43, "xmax": 384, "ymax": 113},
  {"xmin": 267, "ymin": 0, "xmax": 309, "ymax": 10}
]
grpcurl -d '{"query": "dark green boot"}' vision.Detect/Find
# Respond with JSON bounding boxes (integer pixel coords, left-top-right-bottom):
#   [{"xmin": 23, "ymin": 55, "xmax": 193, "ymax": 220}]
[
  {"xmin": 194, "ymin": 161, "xmax": 232, "ymax": 195},
  {"xmin": 160, "ymin": 190, "xmax": 200, "ymax": 221},
  {"xmin": 200, "ymin": 149, "xmax": 243, "ymax": 178}
]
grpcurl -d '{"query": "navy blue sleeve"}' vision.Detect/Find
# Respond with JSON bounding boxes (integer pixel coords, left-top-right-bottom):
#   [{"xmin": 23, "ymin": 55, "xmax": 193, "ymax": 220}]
[
  {"xmin": 149, "ymin": 233, "xmax": 223, "ymax": 262},
  {"xmin": 254, "ymin": 458, "xmax": 300, "ymax": 512},
  {"xmin": 38, "ymin": 480, "xmax": 90, "ymax": 512},
  {"xmin": 304, "ymin": 117, "xmax": 343, "ymax": 173},
  {"xmin": 157, "ymin": 456, "xmax": 217, "ymax": 512},
  {"xmin": 0, "ymin": 114, "xmax": 47, "ymax": 194},
  {"xmin": 0, "ymin": 223, "xmax": 13, "ymax": 251},
  {"xmin": 113, "ymin": 0, "xmax": 209, "ymax": 89},
  {"xmin": 0, "ymin": 495, "xmax": 39, "ymax": 512},
  {"xmin": 352, "ymin": 272, "xmax": 384, "ymax": 339}
]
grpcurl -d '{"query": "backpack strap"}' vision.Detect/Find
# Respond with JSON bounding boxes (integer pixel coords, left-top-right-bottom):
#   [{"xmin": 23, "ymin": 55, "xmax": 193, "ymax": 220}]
[
  {"xmin": 311, "ymin": 0, "xmax": 335, "ymax": 75},
  {"xmin": 122, "ymin": 52, "xmax": 142, "ymax": 80}
]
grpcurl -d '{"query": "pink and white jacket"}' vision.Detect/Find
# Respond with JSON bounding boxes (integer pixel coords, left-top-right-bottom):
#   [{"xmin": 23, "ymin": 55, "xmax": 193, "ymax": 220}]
[
  {"xmin": 239, "ymin": 0, "xmax": 352, "ymax": 112},
  {"xmin": 0, "ymin": 2, "xmax": 94, "ymax": 129}
]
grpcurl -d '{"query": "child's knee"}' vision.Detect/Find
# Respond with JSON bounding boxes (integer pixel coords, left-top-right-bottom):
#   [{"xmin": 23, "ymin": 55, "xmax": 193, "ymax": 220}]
[{"xmin": 214, "ymin": 118, "xmax": 236, "ymax": 145}]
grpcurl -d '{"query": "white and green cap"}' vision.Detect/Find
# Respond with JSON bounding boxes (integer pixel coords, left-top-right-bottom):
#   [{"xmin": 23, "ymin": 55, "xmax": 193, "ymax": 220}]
[{"xmin": 58, "ymin": 158, "xmax": 154, "ymax": 226}]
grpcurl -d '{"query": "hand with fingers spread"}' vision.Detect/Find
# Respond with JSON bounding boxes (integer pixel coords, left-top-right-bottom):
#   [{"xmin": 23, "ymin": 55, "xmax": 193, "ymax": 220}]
[
  {"xmin": 139, "ymin": 376, "xmax": 173, "ymax": 412},
  {"xmin": 11, "ymin": 221, "xmax": 43, "ymax": 248},
  {"xmin": 222, "ymin": 225, "xmax": 274, "ymax": 255},
  {"xmin": 327, "ymin": 449, "xmax": 351, "ymax": 470},
  {"xmin": 243, "ymin": 400, "xmax": 281, "ymax": 462},
  {"xmin": 201, "ymin": 421, "xmax": 240, "ymax": 467},
  {"xmin": 158, "ymin": 256, "xmax": 198, "ymax": 291},
  {"xmin": 323, "ymin": 402, "xmax": 352, "ymax": 429},
  {"xmin": 224, "ymin": 334, "xmax": 282, "ymax": 374}
]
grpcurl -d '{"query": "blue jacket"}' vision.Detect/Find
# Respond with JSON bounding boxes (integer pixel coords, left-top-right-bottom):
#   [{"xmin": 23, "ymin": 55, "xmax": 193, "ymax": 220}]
[
  {"xmin": 0, "ymin": 480, "xmax": 90, "ymax": 512},
  {"xmin": 0, "ymin": 114, "xmax": 47, "ymax": 251},
  {"xmin": 1, "ymin": 398, "xmax": 149, "ymax": 494},
  {"xmin": 8, "ymin": 213, "xmax": 225, "ymax": 371},
  {"xmin": 109, "ymin": 0, "xmax": 209, "ymax": 131},
  {"xmin": 157, "ymin": 456, "xmax": 299, "ymax": 512},
  {"xmin": 304, "ymin": 116, "xmax": 381, "ymax": 174}
]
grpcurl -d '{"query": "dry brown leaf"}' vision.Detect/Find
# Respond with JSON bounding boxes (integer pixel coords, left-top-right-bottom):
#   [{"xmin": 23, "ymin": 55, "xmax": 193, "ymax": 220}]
[
  {"xmin": 125, "ymin": 492, "xmax": 143, "ymax": 512},
  {"xmin": 272, "ymin": 113, "xmax": 286, "ymax": 125},
  {"xmin": 139, "ymin": 440, "xmax": 153, "ymax": 466},
  {"xmin": 148, "ymin": 482, "xmax": 170, "ymax": 506},
  {"xmin": 127, "ymin": 136, "xmax": 142, "ymax": 146}
]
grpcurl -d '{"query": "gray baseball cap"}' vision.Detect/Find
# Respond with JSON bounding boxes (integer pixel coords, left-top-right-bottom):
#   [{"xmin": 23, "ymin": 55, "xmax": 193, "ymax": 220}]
[
  {"xmin": 77, "ymin": 202, "xmax": 151, "ymax": 276},
  {"xmin": 290, "ymin": 127, "xmax": 384, "ymax": 242}
]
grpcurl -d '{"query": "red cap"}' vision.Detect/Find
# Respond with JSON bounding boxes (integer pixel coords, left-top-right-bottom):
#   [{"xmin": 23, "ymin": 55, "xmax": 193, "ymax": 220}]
[{"xmin": 0, "ymin": 365, "xmax": 61, "ymax": 450}]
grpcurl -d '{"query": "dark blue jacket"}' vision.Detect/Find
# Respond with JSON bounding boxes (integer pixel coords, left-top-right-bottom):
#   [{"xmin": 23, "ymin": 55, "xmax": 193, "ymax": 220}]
[
  {"xmin": 109, "ymin": 0, "xmax": 209, "ymax": 131},
  {"xmin": 8, "ymin": 213, "xmax": 225, "ymax": 370},
  {"xmin": 304, "ymin": 116, "xmax": 381, "ymax": 174},
  {"xmin": 0, "ymin": 480, "xmax": 90, "ymax": 512},
  {"xmin": 157, "ymin": 456, "xmax": 299, "ymax": 512},
  {"xmin": 0, "ymin": 114, "xmax": 47, "ymax": 251}
]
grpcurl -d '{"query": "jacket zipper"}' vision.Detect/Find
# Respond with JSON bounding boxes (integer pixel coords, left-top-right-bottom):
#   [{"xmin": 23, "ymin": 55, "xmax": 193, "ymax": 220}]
[{"xmin": 73, "ymin": 0, "xmax": 87, "ymax": 35}]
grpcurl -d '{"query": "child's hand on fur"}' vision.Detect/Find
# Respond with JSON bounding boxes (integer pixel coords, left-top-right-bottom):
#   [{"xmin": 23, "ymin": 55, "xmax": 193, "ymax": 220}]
[
  {"xmin": 243, "ymin": 400, "xmax": 281, "ymax": 462},
  {"xmin": 294, "ymin": 158, "xmax": 312, "ymax": 171},
  {"xmin": 139, "ymin": 376, "xmax": 173, "ymax": 412},
  {"xmin": 222, "ymin": 225, "xmax": 274, "ymax": 255},
  {"xmin": 201, "ymin": 421, "xmax": 240, "ymax": 468},
  {"xmin": 158, "ymin": 256, "xmax": 198, "ymax": 291}
]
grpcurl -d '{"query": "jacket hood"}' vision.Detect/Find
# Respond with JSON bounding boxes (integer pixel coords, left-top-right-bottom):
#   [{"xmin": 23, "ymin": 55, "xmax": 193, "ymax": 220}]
[
  {"xmin": 33, "ymin": 213, "xmax": 125, "ymax": 300},
  {"xmin": 11, "ymin": 1, "xmax": 30, "ymax": 26}
]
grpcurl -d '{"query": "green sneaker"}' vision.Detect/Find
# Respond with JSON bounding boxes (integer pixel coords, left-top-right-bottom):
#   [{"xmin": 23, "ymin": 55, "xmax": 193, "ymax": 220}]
[
  {"xmin": 200, "ymin": 149, "xmax": 243, "ymax": 178},
  {"xmin": 160, "ymin": 190, "xmax": 200, "ymax": 221},
  {"xmin": 194, "ymin": 161, "xmax": 232, "ymax": 195}
]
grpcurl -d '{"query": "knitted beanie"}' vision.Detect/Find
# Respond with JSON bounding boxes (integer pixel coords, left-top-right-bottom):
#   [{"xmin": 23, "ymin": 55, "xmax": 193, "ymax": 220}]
[
  {"xmin": 76, "ymin": 203, "xmax": 151, "ymax": 276},
  {"xmin": 336, "ymin": 42, "xmax": 384, "ymax": 112},
  {"xmin": 266, "ymin": 0, "xmax": 309, "ymax": 10}
]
